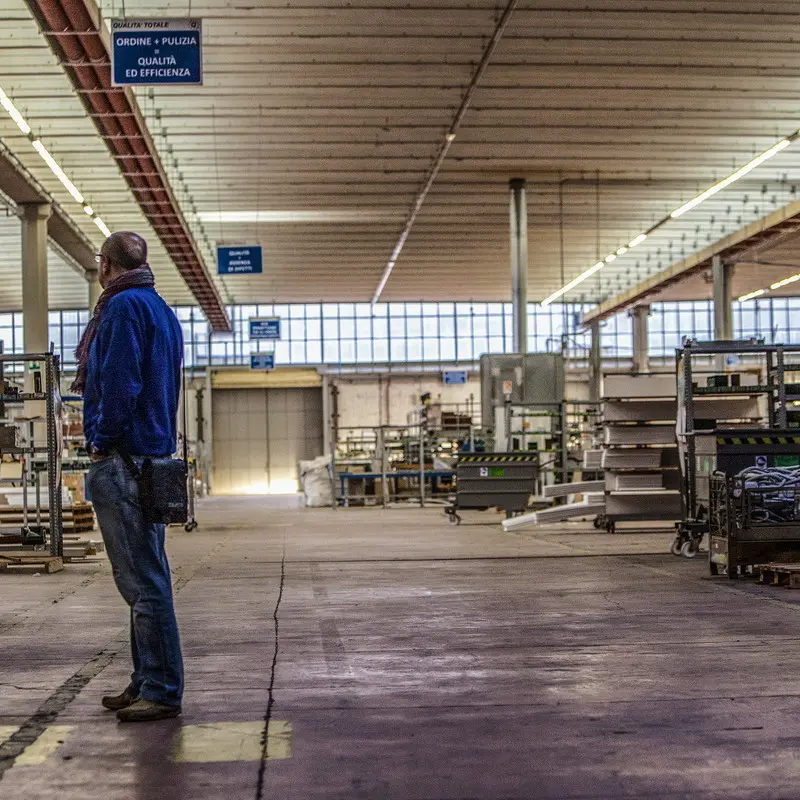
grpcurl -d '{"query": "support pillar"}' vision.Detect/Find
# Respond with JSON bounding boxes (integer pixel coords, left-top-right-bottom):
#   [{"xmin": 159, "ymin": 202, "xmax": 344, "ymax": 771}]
[
  {"xmin": 88, "ymin": 271, "xmax": 102, "ymax": 311},
  {"xmin": 630, "ymin": 305, "xmax": 650, "ymax": 375},
  {"xmin": 589, "ymin": 320, "xmax": 601, "ymax": 403},
  {"xmin": 510, "ymin": 178, "xmax": 528, "ymax": 354},
  {"xmin": 713, "ymin": 255, "xmax": 733, "ymax": 370},
  {"xmin": 21, "ymin": 203, "xmax": 51, "ymax": 394}
]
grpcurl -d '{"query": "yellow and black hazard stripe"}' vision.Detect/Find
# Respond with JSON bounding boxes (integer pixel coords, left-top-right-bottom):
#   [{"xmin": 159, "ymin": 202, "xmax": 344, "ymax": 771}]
[
  {"xmin": 459, "ymin": 454, "xmax": 539, "ymax": 463},
  {"xmin": 716, "ymin": 435, "xmax": 800, "ymax": 446}
]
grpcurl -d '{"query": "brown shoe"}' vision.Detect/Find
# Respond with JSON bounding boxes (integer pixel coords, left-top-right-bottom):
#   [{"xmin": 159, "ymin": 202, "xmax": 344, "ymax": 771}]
[
  {"xmin": 101, "ymin": 689, "xmax": 137, "ymax": 711},
  {"xmin": 116, "ymin": 699, "xmax": 181, "ymax": 723}
]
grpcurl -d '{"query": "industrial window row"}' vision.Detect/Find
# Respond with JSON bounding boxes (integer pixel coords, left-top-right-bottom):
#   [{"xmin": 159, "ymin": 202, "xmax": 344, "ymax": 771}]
[{"xmin": 0, "ymin": 299, "xmax": 796, "ymax": 371}]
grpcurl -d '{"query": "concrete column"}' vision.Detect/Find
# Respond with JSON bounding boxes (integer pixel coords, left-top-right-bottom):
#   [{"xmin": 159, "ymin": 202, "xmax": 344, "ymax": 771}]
[
  {"xmin": 630, "ymin": 305, "xmax": 650, "ymax": 374},
  {"xmin": 21, "ymin": 204, "xmax": 51, "ymax": 354},
  {"xmin": 712, "ymin": 255, "xmax": 733, "ymax": 341},
  {"xmin": 589, "ymin": 320, "xmax": 601, "ymax": 403},
  {"xmin": 21, "ymin": 204, "xmax": 52, "ymax": 400},
  {"xmin": 509, "ymin": 178, "xmax": 528, "ymax": 354},
  {"xmin": 88, "ymin": 271, "xmax": 102, "ymax": 311}
]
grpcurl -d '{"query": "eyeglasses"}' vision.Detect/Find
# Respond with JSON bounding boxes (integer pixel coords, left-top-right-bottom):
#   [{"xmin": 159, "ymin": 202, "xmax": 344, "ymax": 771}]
[{"xmin": 94, "ymin": 253, "xmax": 103, "ymax": 264}]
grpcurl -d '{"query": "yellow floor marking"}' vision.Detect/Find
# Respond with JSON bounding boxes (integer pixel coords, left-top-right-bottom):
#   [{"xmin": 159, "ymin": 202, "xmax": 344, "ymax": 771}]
[
  {"xmin": 172, "ymin": 721, "xmax": 292, "ymax": 763},
  {"xmin": 15, "ymin": 726, "xmax": 74, "ymax": 766},
  {"xmin": 0, "ymin": 726, "xmax": 18, "ymax": 746}
]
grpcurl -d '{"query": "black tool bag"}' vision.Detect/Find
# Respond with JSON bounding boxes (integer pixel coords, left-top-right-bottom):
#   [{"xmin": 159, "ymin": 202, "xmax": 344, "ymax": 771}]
[
  {"xmin": 137, "ymin": 456, "xmax": 189, "ymax": 525},
  {"xmin": 119, "ymin": 376, "xmax": 189, "ymax": 526}
]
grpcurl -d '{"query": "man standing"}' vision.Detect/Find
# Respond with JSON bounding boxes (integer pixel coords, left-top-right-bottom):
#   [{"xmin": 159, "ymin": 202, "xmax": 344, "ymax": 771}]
[{"xmin": 78, "ymin": 231, "xmax": 185, "ymax": 723}]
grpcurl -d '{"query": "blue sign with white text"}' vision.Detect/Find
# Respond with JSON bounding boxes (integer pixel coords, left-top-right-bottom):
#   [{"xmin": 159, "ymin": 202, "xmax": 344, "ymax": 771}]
[
  {"xmin": 111, "ymin": 19, "xmax": 203, "ymax": 86},
  {"xmin": 251, "ymin": 353, "xmax": 276, "ymax": 371},
  {"xmin": 249, "ymin": 318, "xmax": 281, "ymax": 340},
  {"xmin": 217, "ymin": 246, "xmax": 263, "ymax": 275},
  {"xmin": 443, "ymin": 370, "xmax": 468, "ymax": 385}
]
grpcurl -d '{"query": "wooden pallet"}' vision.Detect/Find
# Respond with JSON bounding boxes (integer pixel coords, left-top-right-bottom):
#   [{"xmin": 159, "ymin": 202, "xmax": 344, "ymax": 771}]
[
  {"xmin": 0, "ymin": 554, "xmax": 63, "ymax": 574},
  {"xmin": 757, "ymin": 563, "xmax": 800, "ymax": 588}
]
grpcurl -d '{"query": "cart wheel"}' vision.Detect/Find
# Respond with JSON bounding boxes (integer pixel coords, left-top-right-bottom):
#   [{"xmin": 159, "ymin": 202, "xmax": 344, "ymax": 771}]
[
  {"xmin": 681, "ymin": 539, "xmax": 698, "ymax": 558},
  {"xmin": 593, "ymin": 516, "xmax": 602, "ymax": 529},
  {"xmin": 448, "ymin": 513, "xmax": 461, "ymax": 526},
  {"xmin": 605, "ymin": 521, "xmax": 616, "ymax": 534},
  {"xmin": 184, "ymin": 521, "xmax": 198, "ymax": 532},
  {"xmin": 670, "ymin": 538, "xmax": 683, "ymax": 557}
]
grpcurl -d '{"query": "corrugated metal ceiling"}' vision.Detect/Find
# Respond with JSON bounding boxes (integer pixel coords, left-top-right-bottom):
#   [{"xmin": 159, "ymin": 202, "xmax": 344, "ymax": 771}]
[{"xmin": 2, "ymin": 0, "xmax": 800, "ymax": 309}]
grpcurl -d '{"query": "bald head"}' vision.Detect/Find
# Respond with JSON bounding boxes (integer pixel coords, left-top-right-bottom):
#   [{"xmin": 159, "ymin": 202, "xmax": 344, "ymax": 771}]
[{"xmin": 101, "ymin": 231, "xmax": 148, "ymax": 272}]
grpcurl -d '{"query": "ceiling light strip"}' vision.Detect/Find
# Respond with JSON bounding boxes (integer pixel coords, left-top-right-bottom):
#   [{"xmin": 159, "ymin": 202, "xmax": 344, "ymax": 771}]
[
  {"xmin": 738, "ymin": 288, "xmax": 766, "ymax": 302},
  {"xmin": 0, "ymin": 83, "xmax": 116, "ymax": 241},
  {"xmin": 371, "ymin": 0, "xmax": 521, "ymax": 305},
  {"xmin": 542, "ymin": 130, "xmax": 800, "ymax": 307}
]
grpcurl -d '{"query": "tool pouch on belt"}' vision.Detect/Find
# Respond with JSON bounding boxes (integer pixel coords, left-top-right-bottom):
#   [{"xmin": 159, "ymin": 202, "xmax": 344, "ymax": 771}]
[{"xmin": 119, "ymin": 452, "xmax": 189, "ymax": 525}]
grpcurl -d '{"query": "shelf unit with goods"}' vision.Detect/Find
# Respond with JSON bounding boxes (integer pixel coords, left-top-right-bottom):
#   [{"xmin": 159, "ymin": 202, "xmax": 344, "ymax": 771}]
[{"xmin": 598, "ymin": 373, "xmax": 682, "ymax": 533}]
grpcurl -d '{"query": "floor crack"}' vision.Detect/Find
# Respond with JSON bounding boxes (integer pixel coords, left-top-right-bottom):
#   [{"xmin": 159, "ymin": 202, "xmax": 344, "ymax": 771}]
[{"xmin": 255, "ymin": 542, "xmax": 286, "ymax": 800}]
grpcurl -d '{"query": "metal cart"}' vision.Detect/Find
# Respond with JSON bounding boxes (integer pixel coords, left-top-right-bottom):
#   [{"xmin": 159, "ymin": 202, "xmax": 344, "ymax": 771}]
[
  {"xmin": 708, "ymin": 469, "xmax": 800, "ymax": 577},
  {"xmin": 672, "ymin": 340, "xmax": 800, "ymax": 558},
  {"xmin": 445, "ymin": 452, "xmax": 538, "ymax": 525}
]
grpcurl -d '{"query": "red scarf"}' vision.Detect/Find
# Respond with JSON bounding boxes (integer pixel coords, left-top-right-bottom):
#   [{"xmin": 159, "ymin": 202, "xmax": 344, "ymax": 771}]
[{"xmin": 71, "ymin": 265, "xmax": 155, "ymax": 394}]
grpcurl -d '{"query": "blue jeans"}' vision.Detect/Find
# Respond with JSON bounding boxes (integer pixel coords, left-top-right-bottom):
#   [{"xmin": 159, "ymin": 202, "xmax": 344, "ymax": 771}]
[{"xmin": 86, "ymin": 454, "xmax": 184, "ymax": 707}]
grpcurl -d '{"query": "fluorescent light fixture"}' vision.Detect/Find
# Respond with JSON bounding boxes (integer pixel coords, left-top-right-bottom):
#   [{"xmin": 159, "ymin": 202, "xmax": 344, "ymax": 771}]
[
  {"xmin": 738, "ymin": 288, "xmax": 766, "ymax": 302},
  {"xmin": 198, "ymin": 210, "xmax": 398, "ymax": 223},
  {"xmin": 30, "ymin": 139, "xmax": 84, "ymax": 204},
  {"xmin": 93, "ymin": 216, "xmax": 111, "ymax": 238},
  {"xmin": 83, "ymin": 205, "xmax": 94, "ymax": 216},
  {"xmin": 615, "ymin": 247, "xmax": 628, "ymax": 256},
  {"xmin": 628, "ymin": 234, "xmax": 647, "ymax": 248},
  {"xmin": 0, "ymin": 87, "xmax": 31, "ymax": 135},
  {"xmin": 770, "ymin": 274, "xmax": 800, "ymax": 290},
  {"xmin": 541, "ymin": 262, "xmax": 604, "ymax": 306},
  {"xmin": 445, "ymin": 132, "xmax": 457, "ymax": 142},
  {"xmin": 670, "ymin": 139, "xmax": 792, "ymax": 219},
  {"xmin": 604, "ymin": 254, "xmax": 617, "ymax": 263}
]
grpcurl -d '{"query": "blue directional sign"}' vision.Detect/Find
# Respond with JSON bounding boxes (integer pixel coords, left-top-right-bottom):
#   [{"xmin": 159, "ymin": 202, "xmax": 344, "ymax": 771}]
[
  {"xmin": 443, "ymin": 370, "xmax": 468, "ymax": 385},
  {"xmin": 217, "ymin": 246, "xmax": 263, "ymax": 275},
  {"xmin": 249, "ymin": 318, "xmax": 281, "ymax": 340},
  {"xmin": 111, "ymin": 19, "xmax": 203, "ymax": 86},
  {"xmin": 250, "ymin": 353, "xmax": 275, "ymax": 371}
]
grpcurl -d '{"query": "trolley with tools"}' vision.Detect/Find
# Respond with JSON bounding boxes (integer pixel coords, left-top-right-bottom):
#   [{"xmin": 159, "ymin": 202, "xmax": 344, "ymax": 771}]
[
  {"xmin": 708, "ymin": 463, "xmax": 800, "ymax": 577},
  {"xmin": 672, "ymin": 340, "xmax": 800, "ymax": 559},
  {"xmin": 445, "ymin": 452, "xmax": 539, "ymax": 525}
]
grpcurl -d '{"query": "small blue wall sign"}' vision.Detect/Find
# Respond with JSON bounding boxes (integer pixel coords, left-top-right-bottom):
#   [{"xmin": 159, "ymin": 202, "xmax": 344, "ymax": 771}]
[
  {"xmin": 111, "ymin": 18, "xmax": 203, "ymax": 86},
  {"xmin": 249, "ymin": 318, "xmax": 281, "ymax": 340},
  {"xmin": 217, "ymin": 246, "xmax": 263, "ymax": 275},
  {"xmin": 250, "ymin": 353, "xmax": 276, "ymax": 371},
  {"xmin": 443, "ymin": 370, "xmax": 468, "ymax": 385}
]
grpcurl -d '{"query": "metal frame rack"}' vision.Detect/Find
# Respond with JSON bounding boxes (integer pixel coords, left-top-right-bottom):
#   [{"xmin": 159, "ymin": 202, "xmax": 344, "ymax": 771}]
[
  {"xmin": 673, "ymin": 339, "xmax": 800, "ymax": 558},
  {"xmin": 503, "ymin": 400, "xmax": 601, "ymax": 495},
  {"xmin": 331, "ymin": 423, "xmax": 455, "ymax": 508},
  {"xmin": 0, "ymin": 351, "xmax": 64, "ymax": 557}
]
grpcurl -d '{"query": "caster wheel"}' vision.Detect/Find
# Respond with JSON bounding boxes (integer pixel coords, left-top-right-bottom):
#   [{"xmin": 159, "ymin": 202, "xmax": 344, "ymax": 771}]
[
  {"xmin": 606, "ymin": 522, "xmax": 616, "ymax": 534},
  {"xmin": 670, "ymin": 539, "xmax": 683, "ymax": 557},
  {"xmin": 448, "ymin": 514, "xmax": 461, "ymax": 526},
  {"xmin": 681, "ymin": 540, "xmax": 698, "ymax": 558},
  {"xmin": 184, "ymin": 521, "xmax": 198, "ymax": 532},
  {"xmin": 593, "ymin": 517, "xmax": 601, "ymax": 529}
]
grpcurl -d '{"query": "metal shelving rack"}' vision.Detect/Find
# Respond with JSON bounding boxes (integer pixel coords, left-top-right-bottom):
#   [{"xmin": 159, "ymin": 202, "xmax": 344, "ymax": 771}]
[
  {"xmin": 673, "ymin": 339, "xmax": 800, "ymax": 559},
  {"xmin": 596, "ymin": 373, "xmax": 682, "ymax": 533},
  {"xmin": 0, "ymin": 351, "xmax": 64, "ymax": 557}
]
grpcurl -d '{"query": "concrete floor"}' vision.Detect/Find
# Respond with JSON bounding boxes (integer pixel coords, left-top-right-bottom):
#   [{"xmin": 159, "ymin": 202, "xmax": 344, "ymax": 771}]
[{"xmin": 1, "ymin": 500, "xmax": 800, "ymax": 798}]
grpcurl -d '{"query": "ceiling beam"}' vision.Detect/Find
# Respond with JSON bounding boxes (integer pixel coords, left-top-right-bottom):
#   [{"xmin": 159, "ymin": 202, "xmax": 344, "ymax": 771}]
[
  {"xmin": 583, "ymin": 194, "xmax": 800, "ymax": 324},
  {"xmin": 0, "ymin": 141, "xmax": 95, "ymax": 275}
]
